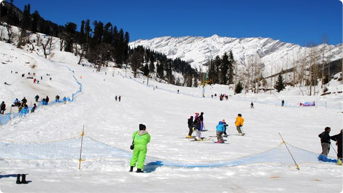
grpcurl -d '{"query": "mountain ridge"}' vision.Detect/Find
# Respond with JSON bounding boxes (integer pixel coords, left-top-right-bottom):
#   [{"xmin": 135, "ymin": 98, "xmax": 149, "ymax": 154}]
[{"xmin": 130, "ymin": 34, "xmax": 342, "ymax": 76}]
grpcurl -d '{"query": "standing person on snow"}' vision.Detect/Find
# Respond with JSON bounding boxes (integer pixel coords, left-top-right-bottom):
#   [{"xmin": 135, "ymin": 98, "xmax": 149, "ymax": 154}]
[
  {"xmin": 31, "ymin": 103, "xmax": 37, "ymax": 113},
  {"xmin": 45, "ymin": 96, "xmax": 49, "ymax": 105},
  {"xmin": 318, "ymin": 127, "xmax": 331, "ymax": 156},
  {"xmin": 330, "ymin": 129, "xmax": 343, "ymax": 165},
  {"xmin": 35, "ymin": 95, "xmax": 39, "ymax": 102},
  {"xmin": 222, "ymin": 119, "xmax": 228, "ymax": 137},
  {"xmin": 193, "ymin": 114, "xmax": 202, "ymax": 140},
  {"xmin": 187, "ymin": 116, "xmax": 194, "ymax": 138},
  {"xmin": 130, "ymin": 124, "xmax": 151, "ymax": 173},
  {"xmin": 216, "ymin": 121, "xmax": 225, "ymax": 143},
  {"xmin": 199, "ymin": 112, "xmax": 204, "ymax": 131},
  {"xmin": 0, "ymin": 101, "xmax": 6, "ymax": 114},
  {"xmin": 235, "ymin": 114, "xmax": 244, "ymax": 135}
]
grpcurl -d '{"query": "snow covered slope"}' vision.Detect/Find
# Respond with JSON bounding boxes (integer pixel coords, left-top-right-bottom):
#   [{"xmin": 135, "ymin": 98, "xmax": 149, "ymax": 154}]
[{"xmin": 130, "ymin": 35, "xmax": 342, "ymax": 74}]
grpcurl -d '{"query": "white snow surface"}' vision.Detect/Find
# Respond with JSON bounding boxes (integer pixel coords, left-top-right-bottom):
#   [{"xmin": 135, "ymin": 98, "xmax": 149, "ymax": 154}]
[{"xmin": 0, "ymin": 40, "xmax": 342, "ymax": 193}]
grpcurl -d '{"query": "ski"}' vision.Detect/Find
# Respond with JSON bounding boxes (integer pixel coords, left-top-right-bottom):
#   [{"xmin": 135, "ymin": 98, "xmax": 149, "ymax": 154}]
[
  {"xmin": 190, "ymin": 137, "xmax": 211, "ymax": 142},
  {"xmin": 212, "ymin": 139, "xmax": 229, "ymax": 144}
]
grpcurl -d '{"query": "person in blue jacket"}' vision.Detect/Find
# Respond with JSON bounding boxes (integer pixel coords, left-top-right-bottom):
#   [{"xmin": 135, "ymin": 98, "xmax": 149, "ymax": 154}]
[{"xmin": 216, "ymin": 121, "xmax": 225, "ymax": 143}]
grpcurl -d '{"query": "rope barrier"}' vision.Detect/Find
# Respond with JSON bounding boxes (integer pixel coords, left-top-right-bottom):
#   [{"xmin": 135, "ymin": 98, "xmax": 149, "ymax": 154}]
[{"xmin": 0, "ymin": 133, "xmax": 337, "ymax": 169}]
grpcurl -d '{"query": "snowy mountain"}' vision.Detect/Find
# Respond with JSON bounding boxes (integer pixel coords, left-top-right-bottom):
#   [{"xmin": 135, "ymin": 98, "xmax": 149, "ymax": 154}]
[{"xmin": 130, "ymin": 35, "xmax": 342, "ymax": 75}]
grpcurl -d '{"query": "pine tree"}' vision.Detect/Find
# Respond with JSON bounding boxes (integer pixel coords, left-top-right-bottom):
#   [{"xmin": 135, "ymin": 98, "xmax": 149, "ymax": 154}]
[
  {"xmin": 235, "ymin": 81, "xmax": 243, "ymax": 94},
  {"xmin": 275, "ymin": 73, "xmax": 285, "ymax": 92},
  {"xmin": 31, "ymin": 10, "xmax": 40, "ymax": 33},
  {"xmin": 220, "ymin": 52, "xmax": 229, "ymax": 84},
  {"xmin": 143, "ymin": 64, "xmax": 149, "ymax": 76}
]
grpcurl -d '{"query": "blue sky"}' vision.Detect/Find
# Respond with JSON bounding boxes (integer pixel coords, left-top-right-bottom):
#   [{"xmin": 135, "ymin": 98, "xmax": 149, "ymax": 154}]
[{"xmin": 14, "ymin": 0, "xmax": 342, "ymax": 45}]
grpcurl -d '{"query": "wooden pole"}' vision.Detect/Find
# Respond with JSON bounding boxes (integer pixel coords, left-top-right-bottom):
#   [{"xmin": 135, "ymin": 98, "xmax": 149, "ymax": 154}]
[
  {"xmin": 78, "ymin": 126, "xmax": 85, "ymax": 170},
  {"xmin": 278, "ymin": 132, "xmax": 300, "ymax": 170}
]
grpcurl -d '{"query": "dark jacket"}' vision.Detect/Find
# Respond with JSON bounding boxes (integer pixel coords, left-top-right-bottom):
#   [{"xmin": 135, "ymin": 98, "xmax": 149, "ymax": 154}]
[
  {"xmin": 193, "ymin": 118, "xmax": 201, "ymax": 130},
  {"xmin": 188, "ymin": 117, "xmax": 193, "ymax": 127},
  {"xmin": 330, "ymin": 131, "xmax": 342, "ymax": 158},
  {"xmin": 318, "ymin": 131, "xmax": 331, "ymax": 144},
  {"xmin": 0, "ymin": 102, "xmax": 5, "ymax": 110}
]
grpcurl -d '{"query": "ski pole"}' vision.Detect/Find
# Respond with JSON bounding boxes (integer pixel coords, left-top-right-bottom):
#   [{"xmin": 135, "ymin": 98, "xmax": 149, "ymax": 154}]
[{"xmin": 331, "ymin": 143, "xmax": 337, "ymax": 154}]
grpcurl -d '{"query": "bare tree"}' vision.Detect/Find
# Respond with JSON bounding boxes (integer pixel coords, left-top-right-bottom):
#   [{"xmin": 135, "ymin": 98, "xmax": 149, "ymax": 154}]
[
  {"xmin": 307, "ymin": 44, "xmax": 320, "ymax": 95},
  {"xmin": 17, "ymin": 28, "xmax": 27, "ymax": 48},
  {"xmin": 41, "ymin": 37, "xmax": 53, "ymax": 59},
  {"xmin": 320, "ymin": 35, "xmax": 328, "ymax": 88}
]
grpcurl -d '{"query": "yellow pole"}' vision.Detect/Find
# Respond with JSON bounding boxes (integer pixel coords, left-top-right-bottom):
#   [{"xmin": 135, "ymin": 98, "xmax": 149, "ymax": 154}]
[
  {"xmin": 278, "ymin": 132, "xmax": 300, "ymax": 170},
  {"xmin": 78, "ymin": 126, "xmax": 85, "ymax": 170}
]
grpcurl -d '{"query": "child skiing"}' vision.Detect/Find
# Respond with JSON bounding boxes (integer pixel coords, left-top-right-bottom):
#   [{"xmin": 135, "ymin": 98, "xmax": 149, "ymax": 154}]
[
  {"xmin": 216, "ymin": 121, "xmax": 225, "ymax": 143},
  {"xmin": 235, "ymin": 114, "xmax": 245, "ymax": 136}
]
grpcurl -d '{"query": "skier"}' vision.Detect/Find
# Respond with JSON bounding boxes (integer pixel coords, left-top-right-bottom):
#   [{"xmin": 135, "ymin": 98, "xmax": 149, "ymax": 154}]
[
  {"xmin": 216, "ymin": 121, "xmax": 225, "ymax": 143},
  {"xmin": 45, "ymin": 96, "xmax": 49, "ymax": 105},
  {"xmin": 0, "ymin": 101, "xmax": 6, "ymax": 114},
  {"xmin": 118, "ymin": 96, "xmax": 121, "ymax": 102},
  {"xmin": 251, "ymin": 102, "xmax": 254, "ymax": 108},
  {"xmin": 318, "ymin": 127, "xmax": 331, "ymax": 156},
  {"xmin": 222, "ymin": 119, "xmax": 228, "ymax": 137},
  {"xmin": 330, "ymin": 129, "xmax": 343, "ymax": 165},
  {"xmin": 115, "ymin": 96, "xmax": 118, "ymax": 101},
  {"xmin": 35, "ymin": 95, "xmax": 39, "ymax": 102},
  {"xmin": 13, "ymin": 98, "xmax": 20, "ymax": 106},
  {"xmin": 187, "ymin": 116, "xmax": 194, "ymax": 138},
  {"xmin": 31, "ymin": 103, "xmax": 37, "ymax": 113},
  {"xmin": 130, "ymin": 124, "xmax": 151, "ymax": 173},
  {"xmin": 199, "ymin": 112, "xmax": 205, "ymax": 131},
  {"xmin": 55, "ymin": 95, "xmax": 60, "ymax": 102},
  {"xmin": 281, "ymin": 100, "xmax": 285, "ymax": 107},
  {"xmin": 193, "ymin": 114, "xmax": 202, "ymax": 140},
  {"xmin": 235, "ymin": 114, "xmax": 245, "ymax": 136},
  {"xmin": 21, "ymin": 97, "xmax": 27, "ymax": 105}
]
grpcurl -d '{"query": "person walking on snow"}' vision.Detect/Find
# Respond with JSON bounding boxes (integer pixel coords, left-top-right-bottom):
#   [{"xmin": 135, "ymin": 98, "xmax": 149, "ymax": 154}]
[
  {"xmin": 330, "ymin": 129, "xmax": 343, "ymax": 165},
  {"xmin": 187, "ymin": 116, "xmax": 194, "ymax": 138},
  {"xmin": 130, "ymin": 124, "xmax": 151, "ymax": 173},
  {"xmin": 216, "ymin": 121, "xmax": 225, "ymax": 143},
  {"xmin": 235, "ymin": 114, "xmax": 244, "ymax": 135},
  {"xmin": 318, "ymin": 127, "xmax": 331, "ymax": 156}
]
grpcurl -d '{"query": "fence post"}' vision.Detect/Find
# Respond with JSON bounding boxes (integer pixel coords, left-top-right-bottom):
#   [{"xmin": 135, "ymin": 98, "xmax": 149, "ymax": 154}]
[
  {"xmin": 78, "ymin": 126, "xmax": 85, "ymax": 170},
  {"xmin": 278, "ymin": 132, "xmax": 300, "ymax": 170}
]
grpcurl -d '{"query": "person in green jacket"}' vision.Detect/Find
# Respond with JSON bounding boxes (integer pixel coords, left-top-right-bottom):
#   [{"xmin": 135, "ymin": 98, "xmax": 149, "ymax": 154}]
[{"xmin": 130, "ymin": 124, "xmax": 151, "ymax": 173}]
